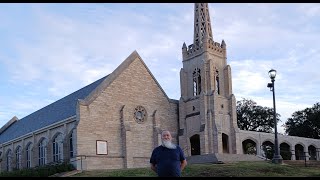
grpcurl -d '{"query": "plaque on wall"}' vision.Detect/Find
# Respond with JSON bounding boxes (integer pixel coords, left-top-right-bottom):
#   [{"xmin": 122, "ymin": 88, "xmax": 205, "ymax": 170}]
[{"xmin": 96, "ymin": 140, "xmax": 108, "ymax": 155}]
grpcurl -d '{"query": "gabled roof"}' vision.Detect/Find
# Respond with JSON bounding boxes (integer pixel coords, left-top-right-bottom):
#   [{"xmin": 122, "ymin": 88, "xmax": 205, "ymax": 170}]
[
  {"xmin": 0, "ymin": 75, "xmax": 108, "ymax": 144},
  {"xmin": 80, "ymin": 50, "xmax": 171, "ymax": 105},
  {"xmin": 0, "ymin": 116, "xmax": 19, "ymax": 135}
]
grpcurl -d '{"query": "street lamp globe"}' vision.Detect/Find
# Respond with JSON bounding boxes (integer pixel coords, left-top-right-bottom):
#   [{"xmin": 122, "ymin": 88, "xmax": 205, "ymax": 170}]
[{"xmin": 268, "ymin": 69, "xmax": 277, "ymax": 79}]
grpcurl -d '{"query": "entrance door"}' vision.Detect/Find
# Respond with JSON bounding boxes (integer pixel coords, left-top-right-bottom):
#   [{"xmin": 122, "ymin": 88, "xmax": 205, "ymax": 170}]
[
  {"xmin": 222, "ymin": 133, "xmax": 229, "ymax": 153},
  {"xmin": 190, "ymin": 134, "xmax": 200, "ymax": 155}
]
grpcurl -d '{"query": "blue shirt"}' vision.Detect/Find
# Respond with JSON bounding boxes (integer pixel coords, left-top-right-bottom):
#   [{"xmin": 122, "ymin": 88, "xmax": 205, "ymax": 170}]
[{"xmin": 150, "ymin": 145, "xmax": 186, "ymax": 177}]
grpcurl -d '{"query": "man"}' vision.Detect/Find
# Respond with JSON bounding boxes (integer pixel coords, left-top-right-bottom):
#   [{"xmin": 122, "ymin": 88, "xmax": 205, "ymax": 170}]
[{"xmin": 150, "ymin": 130, "xmax": 187, "ymax": 177}]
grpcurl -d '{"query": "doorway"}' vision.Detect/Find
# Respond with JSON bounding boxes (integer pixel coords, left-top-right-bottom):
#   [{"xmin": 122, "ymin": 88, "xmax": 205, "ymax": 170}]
[{"xmin": 190, "ymin": 134, "xmax": 200, "ymax": 155}]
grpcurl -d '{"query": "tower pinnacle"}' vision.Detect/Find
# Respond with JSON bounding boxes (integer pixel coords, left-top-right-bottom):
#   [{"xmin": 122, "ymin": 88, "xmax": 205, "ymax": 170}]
[{"xmin": 193, "ymin": 3, "xmax": 213, "ymax": 48}]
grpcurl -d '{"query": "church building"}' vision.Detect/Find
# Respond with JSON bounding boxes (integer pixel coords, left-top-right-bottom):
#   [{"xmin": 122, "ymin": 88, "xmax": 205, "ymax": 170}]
[{"xmin": 1, "ymin": 3, "xmax": 319, "ymax": 172}]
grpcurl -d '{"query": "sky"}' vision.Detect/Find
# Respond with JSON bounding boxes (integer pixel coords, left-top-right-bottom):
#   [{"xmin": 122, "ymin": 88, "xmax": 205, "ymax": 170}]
[{"xmin": 1, "ymin": 3, "xmax": 320, "ymax": 135}]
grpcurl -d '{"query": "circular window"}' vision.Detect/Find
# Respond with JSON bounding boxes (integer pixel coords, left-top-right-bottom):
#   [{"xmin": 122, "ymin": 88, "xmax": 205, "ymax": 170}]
[{"xmin": 134, "ymin": 106, "xmax": 147, "ymax": 123}]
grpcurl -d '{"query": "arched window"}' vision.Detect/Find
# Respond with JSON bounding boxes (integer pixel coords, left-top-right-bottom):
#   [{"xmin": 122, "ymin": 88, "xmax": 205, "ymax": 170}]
[
  {"xmin": 15, "ymin": 146, "xmax": 22, "ymax": 169},
  {"xmin": 26, "ymin": 143, "xmax": 32, "ymax": 168},
  {"xmin": 215, "ymin": 70, "xmax": 220, "ymax": 95},
  {"xmin": 70, "ymin": 130, "xmax": 75, "ymax": 158},
  {"xmin": 6, "ymin": 149, "xmax": 12, "ymax": 171},
  {"xmin": 193, "ymin": 68, "xmax": 201, "ymax": 96},
  {"xmin": 39, "ymin": 138, "xmax": 47, "ymax": 166},
  {"xmin": 53, "ymin": 134, "xmax": 64, "ymax": 162}
]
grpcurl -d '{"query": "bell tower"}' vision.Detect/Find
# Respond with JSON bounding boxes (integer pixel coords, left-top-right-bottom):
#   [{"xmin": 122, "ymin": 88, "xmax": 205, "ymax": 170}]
[{"xmin": 179, "ymin": 3, "xmax": 240, "ymax": 156}]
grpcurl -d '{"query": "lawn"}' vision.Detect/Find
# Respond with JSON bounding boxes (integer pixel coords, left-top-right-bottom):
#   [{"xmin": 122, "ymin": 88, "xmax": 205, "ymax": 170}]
[{"xmin": 72, "ymin": 161, "xmax": 320, "ymax": 177}]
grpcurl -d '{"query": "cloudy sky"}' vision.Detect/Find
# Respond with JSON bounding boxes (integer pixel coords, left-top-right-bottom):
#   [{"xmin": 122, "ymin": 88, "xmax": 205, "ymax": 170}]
[{"xmin": 1, "ymin": 3, "xmax": 320, "ymax": 134}]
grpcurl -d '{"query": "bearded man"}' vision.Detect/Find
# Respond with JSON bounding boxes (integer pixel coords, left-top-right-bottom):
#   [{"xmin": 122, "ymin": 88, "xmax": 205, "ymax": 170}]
[{"xmin": 150, "ymin": 130, "xmax": 187, "ymax": 177}]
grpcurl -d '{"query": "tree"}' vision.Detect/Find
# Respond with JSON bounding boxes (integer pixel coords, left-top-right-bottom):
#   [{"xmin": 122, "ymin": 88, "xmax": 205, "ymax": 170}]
[
  {"xmin": 284, "ymin": 102, "xmax": 320, "ymax": 139},
  {"xmin": 261, "ymin": 144, "xmax": 274, "ymax": 160},
  {"xmin": 236, "ymin": 98, "xmax": 281, "ymax": 133},
  {"xmin": 244, "ymin": 143, "xmax": 256, "ymax": 155}
]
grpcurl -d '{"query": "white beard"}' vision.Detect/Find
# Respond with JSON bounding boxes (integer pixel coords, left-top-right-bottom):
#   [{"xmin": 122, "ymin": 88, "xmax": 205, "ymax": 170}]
[{"xmin": 162, "ymin": 140, "xmax": 177, "ymax": 149}]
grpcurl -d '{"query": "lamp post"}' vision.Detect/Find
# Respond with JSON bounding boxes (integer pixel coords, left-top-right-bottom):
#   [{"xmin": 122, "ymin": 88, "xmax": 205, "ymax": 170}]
[{"xmin": 267, "ymin": 69, "xmax": 283, "ymax": 164}]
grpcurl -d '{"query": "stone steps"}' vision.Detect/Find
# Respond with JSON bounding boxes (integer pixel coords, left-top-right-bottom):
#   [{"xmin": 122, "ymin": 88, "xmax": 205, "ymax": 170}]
[
  {"xmin": 283, "ymin": 160, "xmax": 320, "ymax": 167},
  {"xmin": 49, "ymin": 170, "xmax": 83, "ymax": 177},
  {"xmin": 186, "ymin": 153, "xmax": 265, "ymax": 164}
]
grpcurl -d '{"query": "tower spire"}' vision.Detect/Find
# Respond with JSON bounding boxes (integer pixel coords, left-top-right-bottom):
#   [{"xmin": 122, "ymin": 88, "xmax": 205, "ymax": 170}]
[{"xmin": 193, "ymin": 3, "xmax": 213, "ymax": 48}]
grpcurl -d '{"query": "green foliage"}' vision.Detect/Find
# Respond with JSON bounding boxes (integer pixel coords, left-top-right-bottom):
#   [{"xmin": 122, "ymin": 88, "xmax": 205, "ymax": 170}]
[
  {"xmin": 244, "ymin": 143, "xmax": 256, "ymax": 155},
  {"xmin": 284, "ymin": 102, "xmax": 320, "ymax": 139},
  {"xmin": 262, "ymin": 145, "xmax": 274, "ymax": 160},
  {"xmin": 280, "ymin": 149, "xmax": 292, "ymax": 160},
  {"xmin": 0, "ymin": 161, "xmax": 75, "ymax": 177},
  {"xmin": 236, "ymin": 98, "xmax": 281, "ymax": 133}
]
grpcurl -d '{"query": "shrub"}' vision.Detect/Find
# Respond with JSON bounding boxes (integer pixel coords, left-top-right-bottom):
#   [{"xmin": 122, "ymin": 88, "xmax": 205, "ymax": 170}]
[{"xmin": 0, "ymin": 161, "xmax": 75, "ymax": 177}]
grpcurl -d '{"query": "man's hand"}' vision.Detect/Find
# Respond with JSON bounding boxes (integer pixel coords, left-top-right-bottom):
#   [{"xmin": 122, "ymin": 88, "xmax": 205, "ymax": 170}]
[
  {"xmin": 150, "ymin": 163, "xmax": 157, "ymax": 173},
  {"xmin": 180, "ymin": 159, "xmax": 187, "ymax": 171}
]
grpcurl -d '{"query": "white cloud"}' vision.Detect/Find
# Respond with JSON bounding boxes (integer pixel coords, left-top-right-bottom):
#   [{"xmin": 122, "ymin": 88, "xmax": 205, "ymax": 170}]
[
  {"xmin": 0, "ymin": 95, "xmax": 53, "ymax": 124},
  {"xmin": 0, "ymin": 4, "xmax": 190, "ymax": 127},
  {"xmin": 297, "ymin": 3, "xmax": 320, "ymax": 18},
  {"xmin": 1, "ymin": 3, "xmax": 320, "ymax": 135}
]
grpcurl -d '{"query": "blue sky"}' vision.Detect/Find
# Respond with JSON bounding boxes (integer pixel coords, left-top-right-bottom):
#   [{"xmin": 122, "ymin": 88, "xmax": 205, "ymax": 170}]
[{"xmin": 1, "ymin": 3, "xmax": 320, "ymax": 134}]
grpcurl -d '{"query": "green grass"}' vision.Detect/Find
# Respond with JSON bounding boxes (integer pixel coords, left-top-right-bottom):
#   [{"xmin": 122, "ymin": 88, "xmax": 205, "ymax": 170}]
[{"xmin": 72, "ymin": 161, "xmax": 320, "ymax": 177}]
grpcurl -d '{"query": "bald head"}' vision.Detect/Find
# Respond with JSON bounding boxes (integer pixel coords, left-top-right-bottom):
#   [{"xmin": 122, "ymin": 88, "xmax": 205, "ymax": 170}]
[
  {"xmin": 161, "ymin": 130, "xmax": 176, "ymax": 149},
  {"xmin": 161, "ymin": 130, "xmax": 172, "ymax": 141}
]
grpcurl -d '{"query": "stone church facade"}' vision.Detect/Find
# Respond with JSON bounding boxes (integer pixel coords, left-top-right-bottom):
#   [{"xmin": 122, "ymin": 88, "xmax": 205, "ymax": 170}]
[{"xmin": 0, "ymin": 3, "xmax": 319, "ymax": 172}]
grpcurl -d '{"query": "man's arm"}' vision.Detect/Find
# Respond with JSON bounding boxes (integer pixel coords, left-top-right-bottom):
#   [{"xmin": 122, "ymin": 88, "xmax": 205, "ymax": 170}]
[
  {"xmin": 150, "ymin": 163, "xmax": 157, "ymax": 173},
  {"xmin": 180, "ymin": 159, "xmax": 187, "ymax": 171}
]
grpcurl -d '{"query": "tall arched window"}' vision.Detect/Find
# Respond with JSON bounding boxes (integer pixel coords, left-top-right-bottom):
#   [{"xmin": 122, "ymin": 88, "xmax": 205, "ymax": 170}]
[
  {"xmin": 15, "ymin": 146, "xmax": 22, "ymax": 169},
  {"xmin": 53, "ymin": 133, "xmax": 64, "ymax": 162},
  {"xmin": 193, "ymin": 68, "xmax": 201, "ymax": 96},
  {"xmin": 70, "ymin": 130, "xmax": 75, "ymax": 158},
  {"xmin": 39, "ymin": 138, "xmax": 47, "ymax": 166},
  {"xmin": 215, "ymin": 70, "xmax": 220, "ymax": 95},
  {"xmin": 6, "ymin": 149, "xmax": 12, "ymax": 171},
  {"xmin": 26, "ymin": 143, "xmax": 32, "ymax": 168}
]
